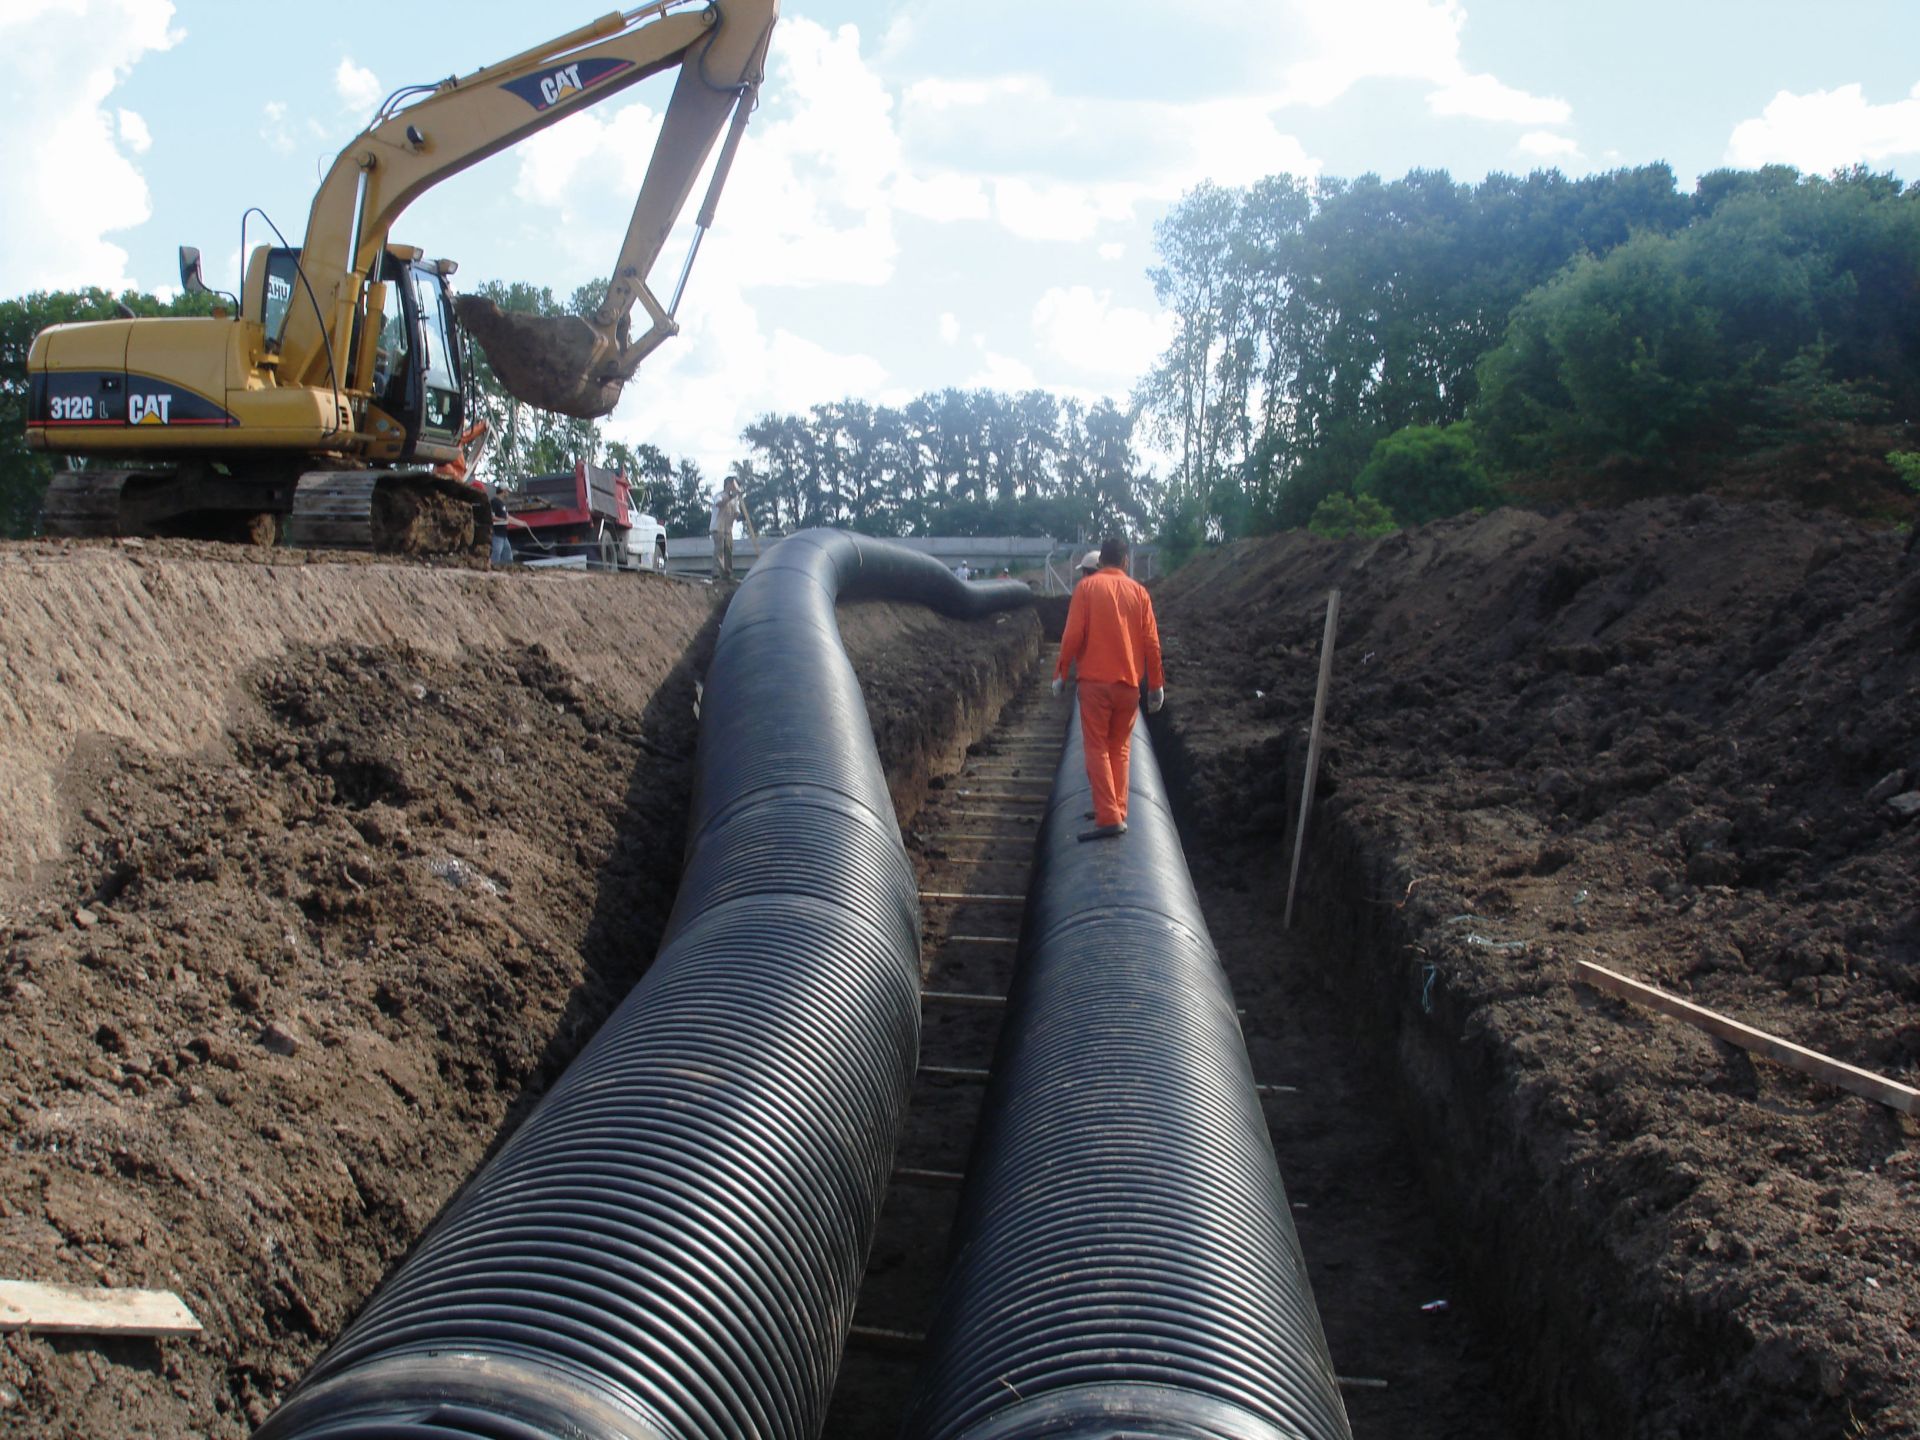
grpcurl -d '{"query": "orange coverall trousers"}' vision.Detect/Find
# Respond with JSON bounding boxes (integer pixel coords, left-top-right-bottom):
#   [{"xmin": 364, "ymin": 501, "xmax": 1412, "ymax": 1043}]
[{"xmin": 1078, "ymin": 679, "xmax": 1142, "ymax": 827}]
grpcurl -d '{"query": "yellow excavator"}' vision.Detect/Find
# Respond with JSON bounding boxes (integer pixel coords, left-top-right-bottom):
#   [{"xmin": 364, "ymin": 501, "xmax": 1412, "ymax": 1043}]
[{"xmin": 23, "ymin": 0, "xmax": 778, "ymax": 551}]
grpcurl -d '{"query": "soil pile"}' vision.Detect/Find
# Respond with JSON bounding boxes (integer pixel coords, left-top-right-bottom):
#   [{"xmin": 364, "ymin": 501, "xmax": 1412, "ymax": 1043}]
[
  {"xmin": 0, "ymin": 540, "xmax": 1039, "ymax": 1438},
  {"xmin": 1153, "ymin": 496, "xmax": 1918, "ymax": 1439}
]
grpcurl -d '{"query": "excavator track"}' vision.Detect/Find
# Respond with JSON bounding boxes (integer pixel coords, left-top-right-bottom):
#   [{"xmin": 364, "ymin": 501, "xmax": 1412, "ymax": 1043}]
[
  {"xmin": 42, "ymin": 470, "xmax": 144, "ymax": 537},
  {"xmin": 287, "ymin": 471, "xmax": 493, "ymax": 555},
  {"xmin": 41, "ymin": 467, "xmax": 488, "ymax": 556},
  {"xmin": 43, "ymin": 468, "xmax": 288, "ymax": 545}
]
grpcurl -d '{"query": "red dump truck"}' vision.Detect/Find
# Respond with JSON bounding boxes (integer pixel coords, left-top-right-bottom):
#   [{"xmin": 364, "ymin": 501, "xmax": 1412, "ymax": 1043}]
[{"xmin": 496, "ymin": 460, "xmax": 665, "ymax": 571}]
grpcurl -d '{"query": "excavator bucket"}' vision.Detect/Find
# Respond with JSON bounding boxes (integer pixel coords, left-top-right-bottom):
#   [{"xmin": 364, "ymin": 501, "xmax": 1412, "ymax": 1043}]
[{"xmin": 455, "ymin": 297, "xmax": 628, "ymax": 420}]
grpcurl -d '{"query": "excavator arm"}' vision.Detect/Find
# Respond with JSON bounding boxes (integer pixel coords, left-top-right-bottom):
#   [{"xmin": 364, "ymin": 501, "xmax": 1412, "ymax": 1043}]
[{"xmin": 281, "ymin": 0, "xmax": 778, "ymax": 419}]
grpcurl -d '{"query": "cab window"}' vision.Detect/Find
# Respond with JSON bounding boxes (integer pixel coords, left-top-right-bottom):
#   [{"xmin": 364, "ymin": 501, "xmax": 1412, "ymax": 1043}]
[
  {"xmin": 263, "ymin": 249, "xmax": 300, "ymax": 347},
  {"xmin": 413, "ymin": 268, "xmax": 461, "ymax": 436},
  {"xmin": 372, "ymin": 284, "xmax": 410, "ymax": 401}
]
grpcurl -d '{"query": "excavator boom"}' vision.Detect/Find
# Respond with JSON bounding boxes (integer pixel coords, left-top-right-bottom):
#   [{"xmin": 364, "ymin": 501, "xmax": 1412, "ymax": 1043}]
[{"xmin": 288, "ymin": 0, "xmax": 778, "ymax": 417}]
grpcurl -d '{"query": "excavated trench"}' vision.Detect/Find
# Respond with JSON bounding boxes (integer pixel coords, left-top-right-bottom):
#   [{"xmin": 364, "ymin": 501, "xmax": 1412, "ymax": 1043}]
[{"xmin": 0, "ymin": 541, "xmax": 1040, "ymax": 1438}]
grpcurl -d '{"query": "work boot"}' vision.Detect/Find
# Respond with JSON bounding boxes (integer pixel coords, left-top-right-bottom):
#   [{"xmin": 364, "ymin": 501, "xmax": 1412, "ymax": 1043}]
[{"xmin": 1077, "ymin": 821, "xmax": 1127, "ymax": 842}]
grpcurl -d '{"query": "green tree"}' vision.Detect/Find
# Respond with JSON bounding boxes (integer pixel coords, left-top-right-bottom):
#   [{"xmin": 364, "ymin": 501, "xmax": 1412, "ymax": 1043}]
[
  {"xmin": 666, "ymin": 458, "xmax": 708, "ymax": 536},
  {"xmin": 1137, "ymin": 164, "xmax": 1690, "ymax": 540},
  {"xmin": 1355, "ymin": 421, "xmax": 1503, "ymax": 524},
  {"xmin": 1472, "ymin": 168, "xmax": 1920, "ymax": 505},
  {"xmin": 1307, "ymin": 491, "xmax": 1397, "ymax": 539}
]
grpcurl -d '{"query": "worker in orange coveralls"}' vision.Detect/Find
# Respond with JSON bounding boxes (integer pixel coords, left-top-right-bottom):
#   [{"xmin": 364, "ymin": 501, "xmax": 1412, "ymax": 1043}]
[{"xmin": 1052, "ymin": 534, "xmax": 1164, "ymax": 841}]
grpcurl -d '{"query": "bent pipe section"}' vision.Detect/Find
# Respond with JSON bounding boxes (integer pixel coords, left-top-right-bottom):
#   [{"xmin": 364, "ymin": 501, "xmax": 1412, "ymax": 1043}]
[
  {"xmin": 255, "ymin": 531, "xmax": 1032, "ymax": 1440},
  {"xmin": 900, "ymin": 704, "xmax": 1354, "ymax": 1440}
]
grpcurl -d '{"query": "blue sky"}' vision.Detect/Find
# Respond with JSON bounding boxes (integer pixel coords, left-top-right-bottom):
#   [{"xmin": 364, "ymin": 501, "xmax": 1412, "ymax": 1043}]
[{"xmin": 5, "ymin": 0, "xmax": 1920, "ymax": 480}]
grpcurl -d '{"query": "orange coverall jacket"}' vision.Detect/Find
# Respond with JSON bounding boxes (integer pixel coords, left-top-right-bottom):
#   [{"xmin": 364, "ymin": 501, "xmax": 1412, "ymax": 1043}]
[{"xmin": 1055, "ymin": 566, "xmax": 1165, "ymax": 691}]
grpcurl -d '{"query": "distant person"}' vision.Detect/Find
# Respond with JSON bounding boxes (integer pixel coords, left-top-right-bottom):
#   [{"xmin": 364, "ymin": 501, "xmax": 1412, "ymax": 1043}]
[
  {"xmin": 709, "ymin": 476, "xmax": 744, "ymax": 582},
  {"xmin": 488, "ymin": 490, "xmax": 514, "ymax": 567},
  {"xmin": 653, "ymin": 532, "xmax": 667, "ymax": 573},
  {"xmin": 1053, "ymin": 535, "xmax": 1164, "ymax": 841},
  {"xmin": 954, "ymin": 559, "xmax": 972, "ymax": 582},
  {"xmin": 1074, "ymin": 549, "xmax": 1100, "ymax": 586}
]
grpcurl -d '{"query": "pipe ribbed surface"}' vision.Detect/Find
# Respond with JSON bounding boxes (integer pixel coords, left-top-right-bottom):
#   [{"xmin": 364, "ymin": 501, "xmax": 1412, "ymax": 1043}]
[
  {"xmin": 901, "ymin": 705, "xmax": 1353, "ymax": 1440},
  {"xmin": 255, "ymin": 531, "xmax": 1030, "ymax": 1440}
]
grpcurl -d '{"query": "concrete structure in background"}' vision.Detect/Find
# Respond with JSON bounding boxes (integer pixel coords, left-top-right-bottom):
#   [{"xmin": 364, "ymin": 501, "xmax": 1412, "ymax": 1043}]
[{"xmin": 662, "ymin": 534, "xmax": 1160, "ymax": 592}]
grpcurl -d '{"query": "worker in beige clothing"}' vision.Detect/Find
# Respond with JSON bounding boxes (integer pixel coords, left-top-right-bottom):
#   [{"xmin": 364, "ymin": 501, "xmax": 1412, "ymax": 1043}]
[
  {"xmin": 1052, "ymin": 534, "xmax": 1165, "ymax": 841},
  {"xmin": 709, "ymin": 477, "xmax": 744, "ymax": 582}
]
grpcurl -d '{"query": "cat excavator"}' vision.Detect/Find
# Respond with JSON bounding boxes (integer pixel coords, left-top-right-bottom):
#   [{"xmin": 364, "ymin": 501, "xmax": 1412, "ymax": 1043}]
[{"xmin": 23, "ymin": 0, "xmax": 778, "ymax": 551}]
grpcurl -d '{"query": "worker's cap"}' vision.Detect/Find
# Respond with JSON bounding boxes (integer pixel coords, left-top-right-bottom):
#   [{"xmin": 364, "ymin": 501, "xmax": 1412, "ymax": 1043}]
[{"xmin": 1078, "ymin": 550, "xmax": 1102, "ymax": 572}]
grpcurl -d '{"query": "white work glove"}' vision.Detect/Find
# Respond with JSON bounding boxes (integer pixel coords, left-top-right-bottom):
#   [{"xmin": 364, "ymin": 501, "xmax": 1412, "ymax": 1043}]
[
  {"xmin": 1051, "ymin": 677, "xmax": 1065, "ymax": 700},
  {"xmin": 1147, "ymin": 687, "xmax": 1165, "ymax": 714}
]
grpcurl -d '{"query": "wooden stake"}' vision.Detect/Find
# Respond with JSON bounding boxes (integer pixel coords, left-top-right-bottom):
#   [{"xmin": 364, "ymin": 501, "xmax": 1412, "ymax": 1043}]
[
  {"xmin": 1574, "ymin": 961, "xmax": 1920, "ymax": 1116},
  {"xmin": 1284, "ymin": 589, "xmax": 1341, "ymax": 929}
]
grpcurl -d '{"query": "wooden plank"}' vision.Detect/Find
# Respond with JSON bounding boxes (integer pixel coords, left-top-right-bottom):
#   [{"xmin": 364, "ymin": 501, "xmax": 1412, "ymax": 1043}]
[
  {"xmin": 920, "ymin": 891, "xmax": 1025, "ymax": 905},
  {"xmin": 919, "ymin": 1064, "xmax": 992, "ymax": 1081},
  {"xmin": 0, "ymin": 1280, "xmax": 201, "ymax": 1337},
  {"xmin": 1574, "ymin": 961, "xmax": 1920, "ymax": 1117},
  {"xmin": 893, "ymin": 1166, "xmax": 967, "ymax": 1189},
  {"xmin": 936, "ymin": 934, "xmax": 1019, "ymax": 947},
  {"xmin": 848, "ymin": 1323, "xmax": 926, "ymax": 1354},
  {"xmin": 922, "ymin": 990, "xmax": 1007, "ymax": 1008}
]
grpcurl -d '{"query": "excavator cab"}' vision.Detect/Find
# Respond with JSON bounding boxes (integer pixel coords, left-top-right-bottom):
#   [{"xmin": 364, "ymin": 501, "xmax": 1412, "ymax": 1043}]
[
  {"xmin": 245, "ymin": 245, "xmax": 466, "ymax": 463},
  {"xmin": 368, "ymin": 254, "xmax": 466, "ymax": 459}
]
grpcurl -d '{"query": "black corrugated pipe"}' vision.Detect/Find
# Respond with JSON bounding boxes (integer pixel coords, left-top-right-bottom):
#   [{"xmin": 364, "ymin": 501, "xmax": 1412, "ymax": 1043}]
[
  {"xmin": 900, "ymin": 704, "xmax": 1354, "ymax": 1440},
  {"xmin": 254, "ymin": 531, "xmax": 1031, "ymax": 1440}
]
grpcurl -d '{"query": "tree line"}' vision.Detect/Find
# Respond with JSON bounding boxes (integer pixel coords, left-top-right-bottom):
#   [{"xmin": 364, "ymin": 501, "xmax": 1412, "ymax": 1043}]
[
  {"xmin": 1136, "ymin": 163, "xmax": 1920, "ymax": 546},
  {"xmin": 4, "ymin": 163, "xmax": 1917, "ymax": 546}
]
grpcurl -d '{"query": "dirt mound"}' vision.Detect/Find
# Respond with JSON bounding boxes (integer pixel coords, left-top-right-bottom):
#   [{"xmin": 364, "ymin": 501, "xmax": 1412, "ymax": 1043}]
[
  {"xmin": 0, "ymin": 540, "xmax": 1039, "ymax": 1437},
  {"xmin": 1154, "ymin": 496, "xmax": 1919, "ymax": 1438}
]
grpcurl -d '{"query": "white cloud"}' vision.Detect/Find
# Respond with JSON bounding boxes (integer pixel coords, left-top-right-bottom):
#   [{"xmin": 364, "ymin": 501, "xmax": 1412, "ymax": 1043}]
[
  {"xmin": 894, "ymin": 171, "xmax": 989, "ymax": 223},
  {"xmin": 1278, "ymin": 0, "xmax": 1469, "ymax": 107},
  {"xmin": 991, "ymin": 177, "xmax": 1137, "ymax": 244},
  {"xmin": 938, "ymin": 312, "xmax": 960, "ymax": 344},
  {"xmin": 1098, "ymin": 243, "xmax": 1126, "ymax": 261},
  {"xmin": 899, "ymin": 83, "xmax": 1318, "ymax": 238},
  {"xmin": 1032, "ymin": 285, "xmax": 1175, "ymax": 386},
  {"xmin": 261, "ymin": 100, "xmax": 294, "ymax": 155},
  {"xmin": 1428, "ymin": 73, "xmax": 1570, "ymax": 126},
  {"xmin": 0, "ymin": 0, "xmax": 179, "ymax": 290},
  {"xmin": 508, "ymin": 18, "xmax": 902, "ymax": 290},
  {"xmin": 116, "ymin": 108, "xmax": 151, "ymax": 154},
  {"xmin": 964, "ymin": 347, "xmax": 1037, "ymax": 392},
  {"xmin": 1275, "ymin": 0, "xmax": 1569, "ymax": 129},
  {"xmin": 1726, "ymin": 82, "xmax": 1920, "ymax": 171},
  {"xmin": 603, "ymin": 279, "xmax": 887, "ymax": 478},
  {"xmin": 334, "ymin": 57, "xmax": 382, "ymax": 116},
  {"xmin": 1517, "ymin": 130, "xmax": 1581, "ymax": 161}
]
